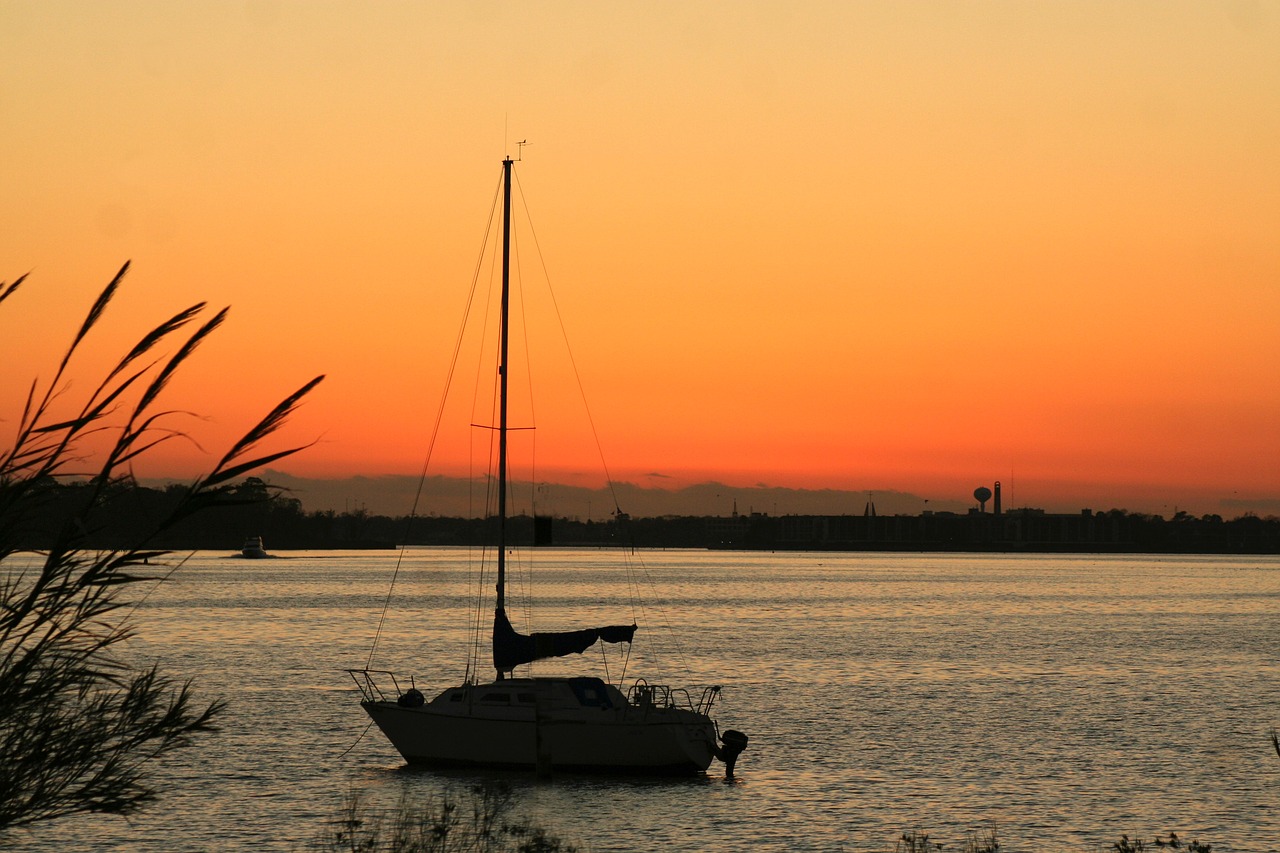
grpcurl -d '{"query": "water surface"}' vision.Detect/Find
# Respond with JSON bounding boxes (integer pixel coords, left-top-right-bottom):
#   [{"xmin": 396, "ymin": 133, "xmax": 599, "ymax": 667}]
[{"xmin": 9, "ymin": 549, "xmax": 1280, "ymax": 851}]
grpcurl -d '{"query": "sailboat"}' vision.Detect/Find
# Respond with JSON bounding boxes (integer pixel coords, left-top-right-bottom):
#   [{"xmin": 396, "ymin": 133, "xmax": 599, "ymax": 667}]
[{"xmin": 348, "ymin": 155, "xmax": 747, "ymax": 776}]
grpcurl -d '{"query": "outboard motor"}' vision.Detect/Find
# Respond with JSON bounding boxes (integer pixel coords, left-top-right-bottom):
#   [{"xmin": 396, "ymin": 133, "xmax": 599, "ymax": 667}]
[{"xmin": 719, "ymin": 729, "xmax": 749, "ymax": 778}]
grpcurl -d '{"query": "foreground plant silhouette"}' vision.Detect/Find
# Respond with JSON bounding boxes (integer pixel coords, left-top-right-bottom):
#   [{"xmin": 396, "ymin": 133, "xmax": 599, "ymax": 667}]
[
  {"xmin": 311, "ymin": 784, "xmax": 579, "ymax": 853},
  {"xmin": 894, "ymin": 825, "xmax": 999, "ymax": 853},
  {"xmin": 1111, "ymin": 832, "xmax": 1212, "ymax": 852},
  {"xmin": 0, "ymin": 262, "xmax": 322, "ymax": 828}
]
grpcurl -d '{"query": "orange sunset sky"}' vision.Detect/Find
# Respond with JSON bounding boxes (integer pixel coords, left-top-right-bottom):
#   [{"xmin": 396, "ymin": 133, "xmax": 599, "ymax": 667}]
[{"xmin": 3, "ymin": 1, "xmax": 1279, "ymax": 518}]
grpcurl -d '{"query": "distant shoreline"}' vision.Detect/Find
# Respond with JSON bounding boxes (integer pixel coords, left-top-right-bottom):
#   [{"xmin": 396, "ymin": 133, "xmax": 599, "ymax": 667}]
[
  {"xmin": 25, "ymin": 478, "xmax": 1280, "ymax": 555},
  {"xmin": 206, "ymin": 507, "xmax": 1280, "ymax": 556}
]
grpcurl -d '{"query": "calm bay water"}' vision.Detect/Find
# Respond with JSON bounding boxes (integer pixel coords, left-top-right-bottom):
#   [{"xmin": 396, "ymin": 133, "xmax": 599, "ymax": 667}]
[{"xmin": 9, "ymin": 548, "xmax": 1280, "ymax": 851}]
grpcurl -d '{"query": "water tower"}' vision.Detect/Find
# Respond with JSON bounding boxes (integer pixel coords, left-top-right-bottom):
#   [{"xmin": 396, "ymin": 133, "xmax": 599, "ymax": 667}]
[{"xmin": 973, "ymin": 486, "xmax": 992, "ymax": 513}]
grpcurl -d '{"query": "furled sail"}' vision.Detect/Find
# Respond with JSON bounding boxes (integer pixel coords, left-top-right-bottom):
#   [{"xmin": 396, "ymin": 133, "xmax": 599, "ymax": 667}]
[{"xmin": 493, "ymin": 608, "xmax": 636, "ymax": 671}]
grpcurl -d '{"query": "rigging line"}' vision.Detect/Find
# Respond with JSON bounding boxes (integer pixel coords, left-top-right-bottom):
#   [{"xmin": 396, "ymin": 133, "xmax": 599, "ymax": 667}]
[
  {"xmin": 514, "ymin": 166, "xmax": 655, "ymax": 630},
  {"xmin": 463, "ymin": 163, "xmax": 508, "ymax": 677},
  {"xmin": 365, "ymin": 167, "xmax": 506, "ymax": 670},
  {"xmin": 471, "ymin": 330, "xmax": 508, "ymax": 678},
  {"xmin": 509, "ymin": 198, "xmax": 541, "ymax": 648},
  {"xmin": 611, "ymin": 539, "xmax": 693, "ymax": 683},
  {"xmin": 338, "ymin": 720, "xmax": 376, "ymax": 759},
  {"xmin": 511, "ymin": 168, "xmax": 657, "ymax": 647},
  {"xmin": 469, "ymin": 397, "xmax": 501, "ymax": 675},
  {"xmin": 468, "ymin": 416, "xmax": 500, "ymax": 678},
  {"xmin": 511, "ymin": 169, "xmax": 622, "ymax": 515},
  {"xmin": 619, "ymin": 638, "xmax": 632, "ymax": 687},
  {"xmin": 466, "ymin": 273, "xmax": 500, "ymax": 677},
  {"xmin": 645, "ymin": 552, "xmax": 697, "ymax": 679},
  {"xmin": 615, "ymin": 517, "xmax": 648, "ymax": 624},
  {"xmin": 510, "ymin": 168, "xmax": 643, "ymax": 632},
  {"xmin": 457, "ymin": 162, "xmax": 514, "ymax": 681},
  {"xmin": 508, "ymin": 167, "xmax": 692, "ymax": 682}
]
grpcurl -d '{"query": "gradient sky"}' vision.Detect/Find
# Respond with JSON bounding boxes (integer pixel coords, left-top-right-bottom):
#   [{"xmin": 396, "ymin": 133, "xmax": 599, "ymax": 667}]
[{"xmin": 3, "ymin": 1, "xmax": 1278, "ymax": 517}]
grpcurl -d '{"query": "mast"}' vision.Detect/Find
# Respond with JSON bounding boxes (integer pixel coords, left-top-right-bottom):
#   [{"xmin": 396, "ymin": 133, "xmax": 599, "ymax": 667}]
[
  {"xmin": 495, "ymin": 156, "xmax": 513, "ymax": 678},
  {"xmin": 485, "ymin": 151, "xmax": 639, "ymax": 679}
]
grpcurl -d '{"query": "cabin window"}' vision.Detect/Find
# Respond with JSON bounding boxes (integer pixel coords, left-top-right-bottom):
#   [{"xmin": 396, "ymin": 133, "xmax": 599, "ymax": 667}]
[
  {"xmin": 517, "ymin": 693, "xmax": 536, "ymax": 704},
  {"xmin": 567, "ymin": 677, "xmax": 614, "ymax": 708},
  {"xmin": 449, "ymin": 692, "xmax": 464, "ymax": 702}
]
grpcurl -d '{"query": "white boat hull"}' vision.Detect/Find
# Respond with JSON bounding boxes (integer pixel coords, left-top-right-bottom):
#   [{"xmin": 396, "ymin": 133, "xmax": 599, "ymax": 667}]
[{"xmin": 360, "ymin": 678, "xmax": 720, "ymax": 774}]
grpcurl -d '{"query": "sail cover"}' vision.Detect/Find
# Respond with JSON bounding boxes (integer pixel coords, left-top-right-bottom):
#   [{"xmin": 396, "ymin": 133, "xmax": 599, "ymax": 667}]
[{"xmin": 493, "ymin": 608, "xmax": 636, "ymax": 671}]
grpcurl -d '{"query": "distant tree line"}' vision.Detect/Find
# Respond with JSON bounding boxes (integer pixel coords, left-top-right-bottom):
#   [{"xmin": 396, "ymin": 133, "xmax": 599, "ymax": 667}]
[
  {"xmin": 10, "ymin": 477, "xmax": 1280, "ymax": 554},
  {"xmin": 726, "ymin": 507, "xmax": 1280, "ymax": 553},
  {"xmin": 8, "ymin": 476, "xmax": 385, "ymax": 552}
]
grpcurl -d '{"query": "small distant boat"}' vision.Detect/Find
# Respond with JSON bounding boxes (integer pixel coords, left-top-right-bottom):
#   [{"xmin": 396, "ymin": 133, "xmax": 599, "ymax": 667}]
[{"xmin": 239, "ymin": 536, "xmax": 268, "ymax": 558}]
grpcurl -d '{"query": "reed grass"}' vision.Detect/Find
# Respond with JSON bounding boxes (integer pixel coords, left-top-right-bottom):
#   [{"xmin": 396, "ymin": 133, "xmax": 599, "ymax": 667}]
[
  {"xmin": 877, "ymin": 826, "xmax": 1213, "ymax": 853},
  {"xmin": 319, "ymin": 794, "xmax": 1222, "ymax": 853},
  {"xmin": 0, "ymin": 263, "xmax": 322, "ymax": 827},
  {"xmin": 311, "ymin": 784, "xmax": 579, "ymax": 853}
]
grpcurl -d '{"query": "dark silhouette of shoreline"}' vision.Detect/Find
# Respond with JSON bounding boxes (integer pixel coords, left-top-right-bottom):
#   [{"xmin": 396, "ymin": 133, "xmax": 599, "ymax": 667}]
[{"xmin": 16, "ymin": 477, "xmax": 1280, "ymax": 555}]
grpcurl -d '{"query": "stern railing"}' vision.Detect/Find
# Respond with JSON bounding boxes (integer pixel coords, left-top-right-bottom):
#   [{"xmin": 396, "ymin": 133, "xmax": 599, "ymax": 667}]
[
  {"xmin": 627, "ymin": 679, "xmax": 722, "ymax": 716},
  {"xmin": 346, "ymin": 669, "xmax": 414, "ymax": 703}
]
